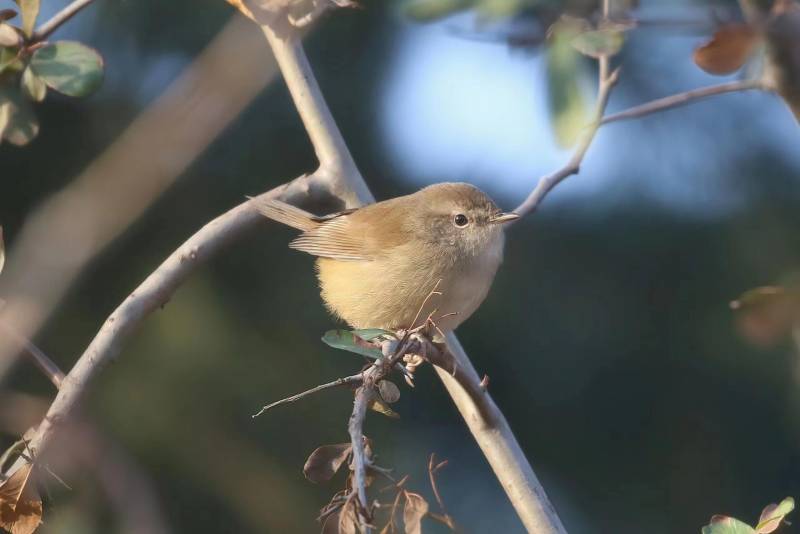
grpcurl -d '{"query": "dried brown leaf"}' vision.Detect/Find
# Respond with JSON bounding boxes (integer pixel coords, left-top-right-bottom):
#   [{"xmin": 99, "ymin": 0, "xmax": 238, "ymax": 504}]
[
  {"xmin": 304, "ymin": 443, "xmax": 352, "ymax": 484},
  {"xmin": 731, "ymin": 286, "xmax": 800, "ymax": 347},
  {"xmin": 378, "ymin": 380, "xmax": 400, "ymax": 404},
  {"xmin": 694, "ymin": 23, "xmax": 761, "ymax": 75},
  {"xmin": 0, "ymin": 463, "xmax": 42, "ymax": 534},
  {"xmin": 0, "ymin": 10, "xmax": 16, "ymax": 22},
  {"xmin": 338, "ymin": 500, "xmax": 358, "ymax": 534},
  {"xmin": 369, "ymin": 398, "xmax": 399, "ymax": 419},
  {"xmin": 402, "ymin": 492, "xmax": 428, "ymax": 534}
]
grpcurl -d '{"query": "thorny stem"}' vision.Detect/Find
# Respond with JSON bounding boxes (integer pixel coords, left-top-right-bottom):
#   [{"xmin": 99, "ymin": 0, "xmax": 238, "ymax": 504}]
[{"xmin": 32, "ymin": 0, "xmax": 96, "ymax": 42}]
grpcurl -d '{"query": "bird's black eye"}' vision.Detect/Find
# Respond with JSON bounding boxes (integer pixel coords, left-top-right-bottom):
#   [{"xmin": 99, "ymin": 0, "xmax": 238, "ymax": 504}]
[{"xmin": 453, "ymin": 214, "xmax": 469, "ymax": 227}]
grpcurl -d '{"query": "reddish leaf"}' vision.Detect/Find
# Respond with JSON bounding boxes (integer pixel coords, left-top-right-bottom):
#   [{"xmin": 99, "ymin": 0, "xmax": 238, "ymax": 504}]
[
  {"xmin": 694, "ymin": 24, "xmax": 761, "ymax": 75},
  {"xmin": 731, "ymin": 286, "xmax": 800, "ymax": 347},
  {"xmin": 0, "ymin": 463, "xmax": 42, "ymax": 534},
  {"xmin": 756, "ymin": 497, "xmax": 794, "ymax": 533},
  {"xmin": 304, "ymin": 443, "xmax": 352, "ymax": 483}
]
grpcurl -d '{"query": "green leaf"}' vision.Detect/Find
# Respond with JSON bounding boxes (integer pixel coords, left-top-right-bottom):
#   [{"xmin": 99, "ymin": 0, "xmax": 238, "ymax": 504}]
[
  {"xmin": 701, "ymin": 516, "xmax": 756, "ymax": 534},
  {"xmin": 21, "ymin": 66, "xmax": 46, "ymax": 102},
  {"xmin": 755, "ymin": 497, "xmax": 794, "ymax": 533},
  {"xmin": 0, "ymin": 88, "xmax": 38, "ymax": 145},
  {"xmin": 351, "ymin": 328, "xmax": 396, "ymax": 341},
  {"xmin": 0, "ymin": 23, "xmax": 20, "ymax": 48},
  {"xmin": 322, "ymin": 330, "xmax": 383, "ymax": 359},
  {"xmin": 571, "ymin": 28, "xmax": 625, "ymax": 58},
  {"xmin": 475, "ymin": 0, "xmax": 528, "ymax": 19},
  {"xmin": 15, "ymin": 0, "xmax": 39, "ymax": 37},
  {"xmin": 546, "ymin": 21, "xmax": 590, "ymax": 147},
  {"xmin": 0, "ymin": 226, "xmax": 5, "ymax": 276},
  {"xmin": 403, "ymin": 0, "xmax": 471, "ymax": 21},
  {"xmin": 0, "ymin": 46, "xmax": 21, "ymax": 74},
  {"xmin": 30, "ymin": 41, "xmax": 104, "ymax": 97}
]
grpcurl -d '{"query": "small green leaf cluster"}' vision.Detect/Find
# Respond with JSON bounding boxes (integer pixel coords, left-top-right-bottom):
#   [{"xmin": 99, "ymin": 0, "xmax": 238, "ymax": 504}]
[
  {"xmin": 546, "ymin": 16, "xmax": 629, "ymax": 146},
  {"xmin": 0, "ymin": 0, "xmax": 104, "ymax": 146}
]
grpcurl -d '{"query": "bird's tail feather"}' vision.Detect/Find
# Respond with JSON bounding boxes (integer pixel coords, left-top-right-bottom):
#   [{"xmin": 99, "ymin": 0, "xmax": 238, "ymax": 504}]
[{"xmin": 252, "ymin": 198, "xmax": 319, "ymax": 232}]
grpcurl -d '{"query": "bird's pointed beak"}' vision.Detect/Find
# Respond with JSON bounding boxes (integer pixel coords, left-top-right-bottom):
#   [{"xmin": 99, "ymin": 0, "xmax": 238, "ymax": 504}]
[{"xmin": 489, "ymin": 212, "xmax": 520, "ymax": 224}]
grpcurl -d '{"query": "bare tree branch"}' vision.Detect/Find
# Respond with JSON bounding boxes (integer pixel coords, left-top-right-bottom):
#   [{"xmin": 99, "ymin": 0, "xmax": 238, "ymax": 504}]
[
  {"xmin": 32, "ymin": 0, "xmax": 96, "ymax": 42},
  {"xmin": 7, "ymin": 175, "xmax": 322, "ymax": 475},
  {"xmin": 601, "ymin": 79, "xmax": 766, "ymax": 125}
]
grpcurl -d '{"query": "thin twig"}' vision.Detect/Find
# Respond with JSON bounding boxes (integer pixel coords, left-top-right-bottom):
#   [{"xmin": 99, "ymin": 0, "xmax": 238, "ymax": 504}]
[
  {"xmin": 513, "ymin": 22, "xmax": 621, "ymax": 219},
  {"xmin": 32, "ymin": 0, "xmax": 95, "ymax": 42},
  {"xmin": 428, "ymin": 454, "xmax": 458, "ymax": 531},
  {"xmin": 0, "ymin": 319, "xmax": 64, "ymax": 388},
  {"xmin": 252, "ymin": 374, "xmax": 362, "ymax": 417},
  {"xmin": 601, "ymin": 79, "xmax": 766, "ymax": 125}
]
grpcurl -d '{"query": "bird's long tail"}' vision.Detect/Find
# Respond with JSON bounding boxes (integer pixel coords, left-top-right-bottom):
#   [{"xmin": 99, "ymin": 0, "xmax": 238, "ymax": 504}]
[{"xmin": 252, "ymin": 198, "xmax": 319, "ymax": 232}]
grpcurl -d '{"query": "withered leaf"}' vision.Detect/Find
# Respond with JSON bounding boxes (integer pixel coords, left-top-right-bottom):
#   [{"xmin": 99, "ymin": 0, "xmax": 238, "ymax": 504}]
[
  {"xmin": 402, "ymin": 492, "xmax": 428, "ymax": 534},
  {"xmin": 0, "ymin": 463, "xmax": 42, "ymax": 534},
  {"xmin": 693, "ymin": 24, "xmax": 761, "ymax": 75},
  {"xmin": 0, "ymin": 10, "xmax": 16, "ymax": 22},
  {"xmin": 731, "ymin": 286, "xmax": 800, "ymax": 347},
  {"xmin": 378, "ymin": 380, "xmax": 400, "ymax": 404},
  {"xmin": 338, "ymin": 500, "xmax": 358, "ymax": 534},
  {"xmin": 369, "ymin": 398, "xmax": 399, "ymax": 419},
  {"xmin": 755, "ymin": 497, "xmax": 794, "ymax": 533},
  {"xmin": 304, "ymin": 443, "xmax": 352, "ymax": 483}
]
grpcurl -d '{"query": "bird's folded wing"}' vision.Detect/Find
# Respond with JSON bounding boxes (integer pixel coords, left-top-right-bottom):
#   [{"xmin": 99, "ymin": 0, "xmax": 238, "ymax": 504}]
[{"xmin": 290, "ymin": 216, "xmax": 372, "ymax": 261}]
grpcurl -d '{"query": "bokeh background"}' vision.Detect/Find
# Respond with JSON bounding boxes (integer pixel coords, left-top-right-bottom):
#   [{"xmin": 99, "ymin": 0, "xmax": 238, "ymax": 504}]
[{"xmin": 2, "ymin": 0, "xmax": 800, "ymax": 532}]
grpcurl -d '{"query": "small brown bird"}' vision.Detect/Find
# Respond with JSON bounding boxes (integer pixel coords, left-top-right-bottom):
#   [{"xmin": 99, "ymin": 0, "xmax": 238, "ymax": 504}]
[{"xmin": 256, "ymin": 183, "xmax": 518, "ymax": 332}]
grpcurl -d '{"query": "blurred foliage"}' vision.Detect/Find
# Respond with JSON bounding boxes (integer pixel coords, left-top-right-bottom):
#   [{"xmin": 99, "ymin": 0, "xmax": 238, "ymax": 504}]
[{"xmin": 0, "ymin": 0, "xmax": 104, "ymax": 146}]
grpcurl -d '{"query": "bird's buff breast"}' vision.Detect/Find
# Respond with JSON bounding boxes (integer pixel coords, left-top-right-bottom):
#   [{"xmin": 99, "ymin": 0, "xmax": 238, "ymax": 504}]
[{"xmin": 315, "ymin": 237, "xmax": 504, "ymax": 331}]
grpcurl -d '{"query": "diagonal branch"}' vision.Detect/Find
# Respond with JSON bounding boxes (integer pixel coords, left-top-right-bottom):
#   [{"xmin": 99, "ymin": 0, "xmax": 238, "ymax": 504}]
[
  {"xmin": 260, "ymin": 23, "xmax": 567, "ymax": 534},
  {"xmin": 32, "ymin": 0, "xmax": 96, "ymax": 42},
  {"xmin": 601, "ymin": 79, "xmax": 766, "ymax": 125}
]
